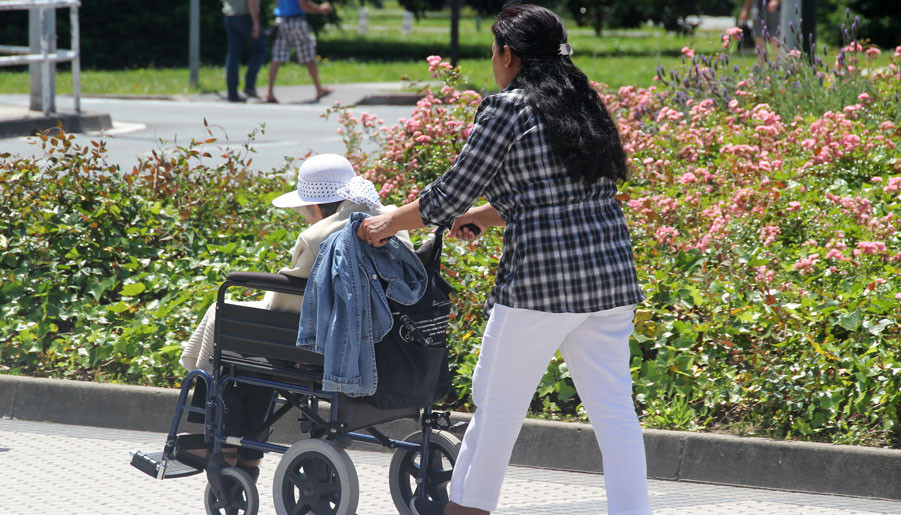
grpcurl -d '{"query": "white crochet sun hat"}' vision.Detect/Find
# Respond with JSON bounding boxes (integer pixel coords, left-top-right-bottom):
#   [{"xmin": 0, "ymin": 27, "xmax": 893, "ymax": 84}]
[{"xmin": 272, "ymin": 154, "xmax": 381, "ymax": 210}]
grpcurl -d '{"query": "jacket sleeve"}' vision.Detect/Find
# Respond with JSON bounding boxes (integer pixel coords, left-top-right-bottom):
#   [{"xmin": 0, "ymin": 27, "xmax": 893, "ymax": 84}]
[
  {"xmin": 419, "ymin": 93, "xmax": 518, "ymax": 227},
  {"xmin": 279, "ymin": 233, "xmax": 316, "ymax": 278}
]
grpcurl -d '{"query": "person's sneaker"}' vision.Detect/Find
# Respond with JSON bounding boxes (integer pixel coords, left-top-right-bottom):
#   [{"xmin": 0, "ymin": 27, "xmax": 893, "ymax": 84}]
[
  {"xmin": 227, "ymin": 96, "xmax": 246, "ymax": 103},
  {"xmin": 243, "ymin": 89, "xmax": 259, "ymax": 99},
  {"xmin": 409, "ymin": 497, "xmax": 448, "ymax": 515}
]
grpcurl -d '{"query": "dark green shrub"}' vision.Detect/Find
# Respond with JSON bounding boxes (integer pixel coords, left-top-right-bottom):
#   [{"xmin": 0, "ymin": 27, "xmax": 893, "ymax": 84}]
[{"xmin": 0, "ymin": 125, "xmax": 294, "ymax": 385}]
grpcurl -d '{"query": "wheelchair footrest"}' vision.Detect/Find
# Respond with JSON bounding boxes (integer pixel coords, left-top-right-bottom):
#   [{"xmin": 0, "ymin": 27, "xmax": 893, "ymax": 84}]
[{"xmin": 130, "ymin": 450, "xmax": 204, "ymax": 479}]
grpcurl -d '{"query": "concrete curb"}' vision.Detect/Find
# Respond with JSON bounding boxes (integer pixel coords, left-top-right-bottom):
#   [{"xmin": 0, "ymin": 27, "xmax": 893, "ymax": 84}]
[
  {"xmin": 0, "ymin": 111, "xmax": 112, "ymax": 139},
  {"xmin": 2, "ymin": 374, "xmax": 899, "ymax": 501}
]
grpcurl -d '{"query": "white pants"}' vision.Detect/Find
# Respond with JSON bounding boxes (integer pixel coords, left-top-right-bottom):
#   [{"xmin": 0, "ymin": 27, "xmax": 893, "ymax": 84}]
[{"xmin": 449, "ymin": 304, "xmax": 652, "ymax": 514}]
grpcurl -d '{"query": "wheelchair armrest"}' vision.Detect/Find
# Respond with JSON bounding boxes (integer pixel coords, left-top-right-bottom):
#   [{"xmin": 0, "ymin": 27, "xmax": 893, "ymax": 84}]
[{"xmin": 225, "ymin": 272, "xmax": 308, "ymax": 295}]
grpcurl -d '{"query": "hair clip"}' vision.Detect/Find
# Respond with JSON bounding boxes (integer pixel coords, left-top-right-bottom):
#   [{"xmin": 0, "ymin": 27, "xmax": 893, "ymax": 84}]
[{"xmin": 558, "ymin": 43, "xmax": 573, "ymax": 56}]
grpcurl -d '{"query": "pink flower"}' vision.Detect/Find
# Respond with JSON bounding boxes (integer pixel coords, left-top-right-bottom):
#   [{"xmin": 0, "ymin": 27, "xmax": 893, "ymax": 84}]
[
  {"xmin": 655, "ymin": 226, "xmax": 680, "ymax": 246},
  {"xmin": 788, "ymin": 49, "xmax": 802, "ymax": 59},
  {"xmin": 794, "ymin": 254, "xmax": 819, "ymax": 274},
  {"xmin": 755, "ymin": 266, "xmax": 774, "ymax": 284},
  {"xmin": 871, "ymin": 176, "xmax": 883, "ymax": 183},
  {"xmin": 825, "ymin": 249, "xmax": 847, "ymax": 261},
  {"xmin": 865, "ymin": 47, "xmax": 881, "ymax": 59},
  {"xmin": 841, "ymin": 133, "xmax": 861, "ymax": 151},
  {"xmin": 884, "ymin": 177, "xmax": 901, "ymax": 193},
  {"xmin": 843, "ymin": 41, "xmax": 863, "ymax": 53},
  {"xmin": 679, "ymin": 172, "xmax": 698, "ymax": 185},
  {"xmin": 853, "ymin": 241, "xmax": 887, "ymax": 255},
  {"xmin": 879, "ymin": 121, "xmax": 895, "ymax": 131},
  {"xmin": 681, "ymin": 47, "xmax": 695, "ymax": 58},
  {"xmin": 786, "ymin": 201, "xmax": 802, "ymax": 212},
  {"xmin": 760, "ymin": 225, "xmax": 780, "ymax": 247},
  {"xmin": 721, "ymin": 28, "xmax": 742, "ymax": 48},
  {"xmin": 895, "ymin": 46, "xmax": 901, "ymax": 58},
  {"xmin": 858, "ymin": 92, "xmax": 872, "ymax": 102}
]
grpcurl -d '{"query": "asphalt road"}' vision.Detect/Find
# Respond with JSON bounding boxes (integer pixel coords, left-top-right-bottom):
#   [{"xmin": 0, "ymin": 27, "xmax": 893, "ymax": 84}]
[{"xmin": 0, "ymin": 94, "xmax": 414, "ymax": 173}]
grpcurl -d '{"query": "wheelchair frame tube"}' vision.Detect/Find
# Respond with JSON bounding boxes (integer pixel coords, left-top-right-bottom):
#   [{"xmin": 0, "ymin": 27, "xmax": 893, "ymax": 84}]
[
  {"xmin": 168, "ymin": 369, "xmax": 212, "ymax": 451},
  {"xmin": 160, "ymin": 369, "xmax": 212, "ymax": 479},
  {"xmin": 418, "ymin": 405, "xmax": 434, "ymax": 499}
]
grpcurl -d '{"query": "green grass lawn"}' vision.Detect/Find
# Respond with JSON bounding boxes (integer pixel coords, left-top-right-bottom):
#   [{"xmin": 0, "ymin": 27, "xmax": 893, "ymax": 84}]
[
  {"xmin": 0, "ymin": 3, "xmax": 871, "ymax": 97},
  {"xmin": 0, "ymin": 52, "xmax": 731, "ymax": 96}
]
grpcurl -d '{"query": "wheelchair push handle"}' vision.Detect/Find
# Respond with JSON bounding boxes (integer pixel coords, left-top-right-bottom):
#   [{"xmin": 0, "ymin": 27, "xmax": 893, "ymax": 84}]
[{"xmin": 460, "ymin": 223, "xmax": 481, "ymax": 237}]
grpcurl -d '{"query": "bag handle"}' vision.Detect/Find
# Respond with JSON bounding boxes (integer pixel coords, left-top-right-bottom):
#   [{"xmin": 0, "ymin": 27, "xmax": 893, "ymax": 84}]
[
  {"xmin": 427, "ymin": 226, "xmax": 446, "ymax": 270},
  {"xmin": 418, "ymin": 223, "xmax": 480, "ymax": 270}
]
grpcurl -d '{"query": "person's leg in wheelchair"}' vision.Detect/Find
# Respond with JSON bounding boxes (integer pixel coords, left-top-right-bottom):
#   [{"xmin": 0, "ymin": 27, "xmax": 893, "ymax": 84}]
[
  {"xmin": 226, "ymin": 382, "xmax": 275, "ymax": 480},
  {"xmin": 181, "ymin": 381, "xmax": 274, "ymax": 479}
]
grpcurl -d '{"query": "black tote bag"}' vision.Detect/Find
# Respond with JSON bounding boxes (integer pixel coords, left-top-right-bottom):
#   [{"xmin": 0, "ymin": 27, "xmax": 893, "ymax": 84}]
[{"xmin": 366, "ymin": 228, "xmax": 454, "ymax": 410}]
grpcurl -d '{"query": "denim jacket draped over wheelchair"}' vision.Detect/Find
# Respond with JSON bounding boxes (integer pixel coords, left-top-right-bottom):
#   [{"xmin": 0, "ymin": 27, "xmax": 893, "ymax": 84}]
[{"xmin": 296, "ymin": 212, "xmax": 428, "ymax": 396}]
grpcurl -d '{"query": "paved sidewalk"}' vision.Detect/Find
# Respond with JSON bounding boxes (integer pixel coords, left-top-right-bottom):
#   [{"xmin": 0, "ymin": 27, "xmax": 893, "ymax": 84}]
[{"xmin": 1, "ymin": 419, "xmax": 899, "ymax": 515}]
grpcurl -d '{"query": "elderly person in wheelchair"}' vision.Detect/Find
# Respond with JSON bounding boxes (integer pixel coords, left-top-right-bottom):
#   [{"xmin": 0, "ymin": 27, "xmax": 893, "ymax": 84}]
[
  {"xmin": 132, "ymin": 152, "xmax": 461, "ymax": 515},
  {"xmin": 177, "ymin": 154, "xmax": 411, "ymax": 479}
]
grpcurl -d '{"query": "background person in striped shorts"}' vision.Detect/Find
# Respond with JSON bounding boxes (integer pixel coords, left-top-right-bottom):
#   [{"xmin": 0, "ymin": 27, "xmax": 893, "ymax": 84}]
[{"xmin": 265, "ymin": 0, "xmax": 334, "ymax": 103}]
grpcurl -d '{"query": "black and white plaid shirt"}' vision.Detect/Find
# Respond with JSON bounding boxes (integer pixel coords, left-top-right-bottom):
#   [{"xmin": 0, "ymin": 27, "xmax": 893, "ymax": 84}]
[{"xmin": 419, "ymin": 87, "xmax": 644, "ymax": 315}]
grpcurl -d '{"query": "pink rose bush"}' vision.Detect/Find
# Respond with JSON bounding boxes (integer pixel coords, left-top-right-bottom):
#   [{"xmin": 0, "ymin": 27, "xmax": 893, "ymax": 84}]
[
  {"xmin": 331, "ymin": 54, "xmax": 901, "ymax": 445},
  {"xmin": 327, "ymin": 57, "xmax": 481, "ymax": 205}
]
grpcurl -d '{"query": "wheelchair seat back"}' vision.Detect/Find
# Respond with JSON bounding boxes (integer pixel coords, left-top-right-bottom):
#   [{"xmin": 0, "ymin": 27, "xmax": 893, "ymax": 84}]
[{"xmin": 217, "ymin": 302, "xmax": 323, "ymax": 366}]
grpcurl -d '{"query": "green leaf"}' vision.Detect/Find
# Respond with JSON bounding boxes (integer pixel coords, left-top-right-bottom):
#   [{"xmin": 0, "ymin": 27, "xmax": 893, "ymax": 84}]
[
  {"xmin": 556, "ymin": 380, "xmax": 576, "ymax": 401},
  {"xmin": 837, "ymin": 310, "xmax": 861, "ymax": 332},
  {"xmin": 867, "ymin": 319, "xmax": 892, "ymax": 336},
  {"xmin": 120, "ymin": 282, "xmax": 146, "ymax": 297},
  {"xmin": 674, "ymin": 250, "xmax": 705, "ymax": 273},
  {"xmin": 87, "ymin": 275, "xmax": 118, "ymax": 302},
  {"xmin": 109, "ymin": 301, "xmax": 130, "ymax": 314}
]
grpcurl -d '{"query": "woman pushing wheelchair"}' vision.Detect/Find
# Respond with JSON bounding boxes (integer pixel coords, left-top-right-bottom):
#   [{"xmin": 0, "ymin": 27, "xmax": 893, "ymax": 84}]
[{"xmin": 358, "ymin": 4, "xmax": 653, "ymax": 514}]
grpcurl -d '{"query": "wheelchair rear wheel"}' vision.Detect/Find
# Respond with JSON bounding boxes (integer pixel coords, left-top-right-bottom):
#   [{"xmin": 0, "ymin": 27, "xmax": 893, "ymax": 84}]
[
  {"xmin": 389, "ymin": 430, "xmax": 461, "ymax": 515},
  {"xmin": 204, "ymin": 466, "xmax": 259, "ymax": 515},
  {"xmin": 273, "ymin": 439, "xmax": 359, "ymax": 515}
]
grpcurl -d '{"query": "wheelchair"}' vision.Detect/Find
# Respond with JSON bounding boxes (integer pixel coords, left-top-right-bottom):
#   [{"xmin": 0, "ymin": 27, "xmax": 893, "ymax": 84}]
[{"xmin": 130, "ymin": 230, "xmax": 466, "ymax": 515}]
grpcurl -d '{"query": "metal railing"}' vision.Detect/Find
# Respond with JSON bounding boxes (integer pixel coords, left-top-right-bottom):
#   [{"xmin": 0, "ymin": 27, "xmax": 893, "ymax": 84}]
[{"xmin": 0, "ymin": 0, "xmax": 81, "ymax": 115}]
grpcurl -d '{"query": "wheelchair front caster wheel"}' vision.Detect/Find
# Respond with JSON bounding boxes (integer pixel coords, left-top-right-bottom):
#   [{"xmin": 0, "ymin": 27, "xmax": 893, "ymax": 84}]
[
  {"xmin": 389, "ymin": 430, "xmax": 461, "ymax": 515},
  {"xmin": 273, "ymin": 439, "xmax": 359, "ymax": 515},
  {"xmin": 204, "ymin": 466, "xmax": 259, "ymax": 515}
]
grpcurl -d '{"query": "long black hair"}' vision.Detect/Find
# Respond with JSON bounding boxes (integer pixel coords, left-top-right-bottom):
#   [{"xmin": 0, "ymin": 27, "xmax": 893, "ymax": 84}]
[{"xmin": 492, "ymin": 4, "xmax": 628, "ymax": 183}]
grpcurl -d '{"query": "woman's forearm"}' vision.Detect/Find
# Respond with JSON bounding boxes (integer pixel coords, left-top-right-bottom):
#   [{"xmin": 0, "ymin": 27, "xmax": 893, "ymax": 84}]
[
  {"xmin": 473, "ymin": 203, "xmax": 505, "ymax": 227},
  {"xmin": 388, "ymin": 199, "xmax": 427, "ymax": 233}
]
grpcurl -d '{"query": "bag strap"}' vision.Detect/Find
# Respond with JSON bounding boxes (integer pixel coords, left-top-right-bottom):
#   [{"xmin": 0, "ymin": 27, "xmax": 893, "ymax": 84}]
[{"xmin": 428, "ymin": 226, "xmax": 446, "ymax": 269}]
